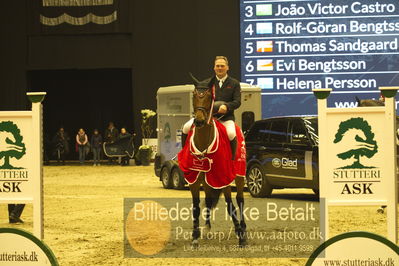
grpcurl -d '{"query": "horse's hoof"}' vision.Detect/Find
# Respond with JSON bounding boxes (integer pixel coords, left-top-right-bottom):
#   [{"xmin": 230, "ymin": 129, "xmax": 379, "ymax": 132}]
[
  {"xmin": 192, "ymin": 240, "xmax": 199, "ymax": 249},
  {"xmin": 239, "ymin": 236, "xmax": 247, "ymax": 247},
  {"xmin": 377, "ymin": 208, "xmax": 385, "ymax": 214}
]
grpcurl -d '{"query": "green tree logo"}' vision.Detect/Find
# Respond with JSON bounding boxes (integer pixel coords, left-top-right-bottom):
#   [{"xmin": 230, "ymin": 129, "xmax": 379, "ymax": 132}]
[
  {"xmin": 0, "ymin": 121, "xmax": 26, "ymax": 169},
  {"xmin": 333, "ymin": 117, "xmax": 378, "ymax": 169}
]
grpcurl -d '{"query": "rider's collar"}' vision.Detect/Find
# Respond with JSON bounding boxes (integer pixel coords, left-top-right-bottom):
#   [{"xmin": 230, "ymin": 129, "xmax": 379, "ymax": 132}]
[{"xmin": 216, "ymin": 75, "xmax": 228, "ymax": 83}]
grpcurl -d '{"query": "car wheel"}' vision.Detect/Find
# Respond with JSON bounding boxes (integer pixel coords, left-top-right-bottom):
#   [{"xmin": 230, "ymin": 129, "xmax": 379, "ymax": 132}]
[
  {"xmin": 161, "ymin": 164, "xmax": 173, "ymax": 189},
  {"xmin": 171, "ymin": 167, "xmax": 185, "ymax": 190},
  {"xmin": 246, "ymin": 164, "xmax": 272, "ymax": 197}
]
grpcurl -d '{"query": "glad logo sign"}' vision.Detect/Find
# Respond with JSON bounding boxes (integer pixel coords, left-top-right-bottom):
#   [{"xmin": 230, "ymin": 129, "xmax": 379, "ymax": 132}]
[
  {"xmin": 272, "ymin": 157, "xmax": 298, "ymax": 169},
  {"xmin": 272, "ymin": 158, "xmax": 281, "ymax": 168}
]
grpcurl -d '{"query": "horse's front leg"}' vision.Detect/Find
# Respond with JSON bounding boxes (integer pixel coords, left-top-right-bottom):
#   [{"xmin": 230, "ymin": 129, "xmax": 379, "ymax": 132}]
[
  {"xmin": 204, "ymin": 194, "xmax": 213, "ymax": 231},
  {"xmin": 189, "ymin": 181, "xmax": 201, "ymax": 248},
  {"xmin": 203, "ymin": 182, "xmax": 223, "ymax": 237},
  {"xmin": 223, "ymin": 187, "xmax": 245, "ymax": 246},
  {"xmin": 202, "ymin": 182, "xmax": 219, "ymax": 232}
]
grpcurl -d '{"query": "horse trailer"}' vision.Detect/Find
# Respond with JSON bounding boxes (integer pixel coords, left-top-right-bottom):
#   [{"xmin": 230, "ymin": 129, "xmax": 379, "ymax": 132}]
[{"xmin": 154, "ymin": 83, "xmax": 261, "ymax": 189}]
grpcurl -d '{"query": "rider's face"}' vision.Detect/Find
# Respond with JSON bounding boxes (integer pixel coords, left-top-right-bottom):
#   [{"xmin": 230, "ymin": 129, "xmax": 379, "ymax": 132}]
[{"xmin": 214, "ymin": 59, "xmax": 229, "ymax": 79}]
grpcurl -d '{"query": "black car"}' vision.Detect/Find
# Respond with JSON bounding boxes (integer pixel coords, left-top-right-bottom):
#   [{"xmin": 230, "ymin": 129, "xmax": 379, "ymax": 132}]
[{"xmin": 245, "ymin": 116, "xmax": 319, "ymax": 197}]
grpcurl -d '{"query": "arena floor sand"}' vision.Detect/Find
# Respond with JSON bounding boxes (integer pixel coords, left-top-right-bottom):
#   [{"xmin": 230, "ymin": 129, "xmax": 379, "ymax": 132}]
[{"xmin": 0, "ymin": 164, "xmax": 397, "ymax": 265}]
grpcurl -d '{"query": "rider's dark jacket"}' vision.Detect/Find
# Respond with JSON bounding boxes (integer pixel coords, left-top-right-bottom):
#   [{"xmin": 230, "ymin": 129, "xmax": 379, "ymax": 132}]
[{"xmin": 206, "ymin": 75, "xmax": 241, "ymax": 121}]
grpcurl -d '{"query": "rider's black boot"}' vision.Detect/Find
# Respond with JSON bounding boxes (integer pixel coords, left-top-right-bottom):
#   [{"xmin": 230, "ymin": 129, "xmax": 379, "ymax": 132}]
[
  {"xmin": 230, "ymin": 137, "xmax": 237, "ymax": 160},
  {"xmin": 181, "ymin": 133, "xmax": 188, "ymax": 148}
]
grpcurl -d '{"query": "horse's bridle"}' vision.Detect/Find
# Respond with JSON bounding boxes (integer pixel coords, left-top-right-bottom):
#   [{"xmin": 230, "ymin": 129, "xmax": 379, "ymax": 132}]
[{"xmin": 193, "ymin": 86, "xmax": 215, "ymax": 125}]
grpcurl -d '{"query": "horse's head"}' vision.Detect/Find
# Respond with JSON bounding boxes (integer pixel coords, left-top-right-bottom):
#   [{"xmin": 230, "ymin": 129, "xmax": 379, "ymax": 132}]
[{"xmin": 190, "ymin": 73, "xmax": 214, "ymax": 128}]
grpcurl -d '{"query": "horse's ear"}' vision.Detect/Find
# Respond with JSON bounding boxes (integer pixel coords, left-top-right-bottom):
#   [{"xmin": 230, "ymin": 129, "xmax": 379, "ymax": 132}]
[{"xmin": 189, "ymin": 72, "xmax": 199, "ymax": 86}]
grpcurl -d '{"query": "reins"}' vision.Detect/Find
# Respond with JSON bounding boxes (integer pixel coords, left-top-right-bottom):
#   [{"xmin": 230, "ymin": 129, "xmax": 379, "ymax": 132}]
[{"xmin": 191, "ymin": 85, "xmax": 219, "ymax": 157}]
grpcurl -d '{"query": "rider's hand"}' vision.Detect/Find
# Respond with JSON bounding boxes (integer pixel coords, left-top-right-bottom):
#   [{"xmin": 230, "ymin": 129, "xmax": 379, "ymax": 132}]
[{"xmin": 218, "ymin": 105, "xmax": 228, "ymax": 114}]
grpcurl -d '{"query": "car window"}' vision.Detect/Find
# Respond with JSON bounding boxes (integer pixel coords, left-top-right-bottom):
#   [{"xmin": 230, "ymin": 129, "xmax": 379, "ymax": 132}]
[
  {"xmin": 269, "ymin": 120, "xmax": 287, "ymax": 143},
  {"xmin": 245, "ymin": 122, "xmax": 265, "ymax": 141},
  {"xmin": 289, "ymin": 120, "xmax": 309, "ymax": 144},
  {"xmin": 246, "ymin": 121, "xmax": 270, "ymax": 142},
  {"xmin": 304, "ymin": 118, "xmax": 318, "ymax": 145}
]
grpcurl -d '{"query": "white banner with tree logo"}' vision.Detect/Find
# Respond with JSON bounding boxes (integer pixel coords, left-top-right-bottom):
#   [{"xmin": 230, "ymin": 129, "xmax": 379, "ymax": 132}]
[
  {"xmin": 325, "ymin": 113, "xmax": 387, "ymax": 200},
  {"xmin": 314, "ymin": 87, "xmax": 398, "ymax": 243},
  {"xmin": 0, "ymin": 93, "xmax": 46, "ymax": 239}
]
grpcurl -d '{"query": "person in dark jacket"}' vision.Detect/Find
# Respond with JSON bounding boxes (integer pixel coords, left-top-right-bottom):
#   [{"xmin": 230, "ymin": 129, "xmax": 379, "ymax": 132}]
[
  {"xmin": 119, "ymin": 127, "xmax": 131, "ymax": 166},
  {"xmin": 104, "ymin": 122, "xmax": 119, "ymax": 164},
  {"xmin": 52, "ymin": 127, "xmax": 70, "ymax": 165},
  {"xmin": 91, "ymin": 129, "xmax": 102, "ymax": 166},
  {"xmin": 182, "ymin": 56, "xmax": 241, "ymax": 160}
]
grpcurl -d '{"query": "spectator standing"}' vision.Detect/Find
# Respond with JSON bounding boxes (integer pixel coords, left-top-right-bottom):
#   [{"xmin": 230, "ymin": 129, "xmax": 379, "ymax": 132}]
[
  {"xmin": 91, "ymin": 129, "xmax": 103, "ymax": 166},
  {"xmin": 119, "ymin": 127, "xmax": 131, "ymax": 166},
  {"xmin": 76, "ymin": 128, "xmax": 88, "ymax": 164}
]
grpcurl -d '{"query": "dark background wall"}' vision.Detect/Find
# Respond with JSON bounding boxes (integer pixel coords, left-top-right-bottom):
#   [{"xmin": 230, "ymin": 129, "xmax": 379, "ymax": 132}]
[{"xmin": 0, "ymin": 0, "xmax": 240, "ymax": 158}]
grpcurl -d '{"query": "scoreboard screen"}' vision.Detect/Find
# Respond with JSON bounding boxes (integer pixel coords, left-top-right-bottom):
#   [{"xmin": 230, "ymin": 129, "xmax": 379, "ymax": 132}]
[{"xmin": 240, "ymin": 0, "xmax": 399, "ymax": 118}]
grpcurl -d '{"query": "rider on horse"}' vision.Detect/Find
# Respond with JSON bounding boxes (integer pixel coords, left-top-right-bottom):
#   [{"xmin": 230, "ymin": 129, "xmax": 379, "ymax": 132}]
[
  {"xmin": 178, "ymin": 65, "xmax": 248, "ymax": 247},
  {"xmin": 182, "ymin": 56, "xmax": 241, "ymax": 160}
]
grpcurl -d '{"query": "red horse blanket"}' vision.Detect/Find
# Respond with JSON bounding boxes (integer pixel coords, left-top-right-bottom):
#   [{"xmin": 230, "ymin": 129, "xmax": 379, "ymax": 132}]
[{"xmin": 178, "ymin": 120, "xmax": 246, "ymax": 189}]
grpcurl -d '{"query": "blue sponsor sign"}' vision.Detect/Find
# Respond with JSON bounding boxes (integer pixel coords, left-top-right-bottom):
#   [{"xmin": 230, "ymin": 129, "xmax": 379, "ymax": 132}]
[{"xmin": 240, "ymin": 0, "xmax": 399, "ymax": 117}]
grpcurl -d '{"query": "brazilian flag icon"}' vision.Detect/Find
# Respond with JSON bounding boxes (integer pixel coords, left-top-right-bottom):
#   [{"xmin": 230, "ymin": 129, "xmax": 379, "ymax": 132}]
[{"xmin": 256, "ymin": 4, "xmax": 272, "ymax": 16}]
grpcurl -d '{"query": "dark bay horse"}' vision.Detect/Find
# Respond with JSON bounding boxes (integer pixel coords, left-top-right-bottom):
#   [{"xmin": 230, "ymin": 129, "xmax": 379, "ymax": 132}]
[{"xmin": 178, "ymin": 75, "xmax": 247, "ymax": 247}]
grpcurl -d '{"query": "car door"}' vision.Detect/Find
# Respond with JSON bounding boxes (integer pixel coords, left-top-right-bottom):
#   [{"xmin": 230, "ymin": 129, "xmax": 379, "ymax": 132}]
[
  {"xmin": 245, "ymin": 120, "xmax": 271, "ymax": 163},
  {"xmin": 265, "ymin": 119, "xmax": 288, "ymax": 177},
  {"xmin": 280, "ymin": 118, "xmax": 314, "ymax": 180}
]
